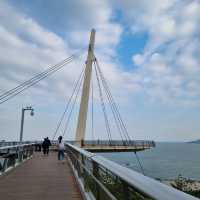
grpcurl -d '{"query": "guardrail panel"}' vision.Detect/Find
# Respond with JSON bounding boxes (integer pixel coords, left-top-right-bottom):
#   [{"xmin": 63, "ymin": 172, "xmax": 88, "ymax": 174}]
[
  {"xmin": 0, "ymin": 143, "xmax": 35, "ymax": 174},
  {"xmin": 65, "ymin": 143, "xmax": 198, "ymax": 200}
]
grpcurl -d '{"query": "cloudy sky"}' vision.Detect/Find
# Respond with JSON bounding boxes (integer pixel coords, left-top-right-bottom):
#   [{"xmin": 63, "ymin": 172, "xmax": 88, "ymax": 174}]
[{"xmin": 0, "ymin": 0, "xmax": 199, "ymax": 142}]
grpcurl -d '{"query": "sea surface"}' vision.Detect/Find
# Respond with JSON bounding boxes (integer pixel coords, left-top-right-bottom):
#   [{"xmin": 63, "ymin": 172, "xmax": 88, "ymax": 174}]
[{"xmin": 99, "ymin": 142, "xmax": 200, "ymax": 180}]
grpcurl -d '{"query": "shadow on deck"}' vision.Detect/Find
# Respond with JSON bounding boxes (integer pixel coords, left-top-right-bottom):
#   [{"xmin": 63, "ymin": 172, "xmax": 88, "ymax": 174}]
[{"xmin": 0, "ymin": 152, "xmax": 82, "ymax": 200}]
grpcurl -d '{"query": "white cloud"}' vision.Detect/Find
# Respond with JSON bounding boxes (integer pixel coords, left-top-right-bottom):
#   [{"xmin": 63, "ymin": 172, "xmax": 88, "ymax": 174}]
[
  {"xmin": 117, "ymin": 0, "xmax": 200, "ymax": 106},
  {"xmin": 132, "ymin": 54, "xmax": 144, "ymax": 65},
  {"xmin": 0, "ymin": 0, "xmax": 129, "ymax": 141},
  {"xmin": 0, "ymin": 0, "xmax": 125, "ymax": 98},
  {"xmin": 0, "ymin": 0, "xmax": 199, "ymax": 141}
]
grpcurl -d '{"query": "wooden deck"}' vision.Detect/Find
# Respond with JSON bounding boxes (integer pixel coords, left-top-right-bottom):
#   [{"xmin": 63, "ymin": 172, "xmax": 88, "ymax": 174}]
[{"xmin": 0, "ymin": 152, "xmax": 82, "ymax": 200}]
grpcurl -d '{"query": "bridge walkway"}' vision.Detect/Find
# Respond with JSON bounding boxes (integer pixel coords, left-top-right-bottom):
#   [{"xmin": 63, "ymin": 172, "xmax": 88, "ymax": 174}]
[{"xmin": 0, "ymin": 152, "xmax": 82, "ymax": 200}]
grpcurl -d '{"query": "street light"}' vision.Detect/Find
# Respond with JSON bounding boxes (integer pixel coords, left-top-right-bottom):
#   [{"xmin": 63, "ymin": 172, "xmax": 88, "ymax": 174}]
[{"xmin": 19, "ymin": 106, "xmax": 34, "ymax": 142}]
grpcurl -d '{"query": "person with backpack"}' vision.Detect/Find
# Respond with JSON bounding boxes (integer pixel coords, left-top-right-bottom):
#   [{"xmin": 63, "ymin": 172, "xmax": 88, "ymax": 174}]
[
  {"xmin": 45, "ymin": 137, "xmax": 51, "ymax": 155},
  {"xmin": 42, "ymin": 137, "xmax": 51, "ymax": 156},
  {"xmin": 42, "ymin": 138, "xmax": 47, "ymax": 155}
]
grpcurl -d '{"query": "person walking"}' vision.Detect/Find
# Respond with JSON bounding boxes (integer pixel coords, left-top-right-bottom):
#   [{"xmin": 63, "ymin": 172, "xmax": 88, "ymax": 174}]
[
  {"xmin": 45, "ymin": 137, "xmax": 51, "ymax": 155},
  {"xmin": 42, "ymin": 138, "xmax": 47, "ymax": 155},
  {"xmin": 57, "ymin": 136, "xmax": 65, "ymax": 163},
  {"xmin": 42, "ymin": 137, "xmax": 51, "ymax": 156}
]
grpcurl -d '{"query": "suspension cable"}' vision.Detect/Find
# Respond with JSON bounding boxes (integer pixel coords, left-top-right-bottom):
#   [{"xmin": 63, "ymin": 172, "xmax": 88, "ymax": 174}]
[
  {"xmin": 52, "ymin": 66, "xmax": 85, "ymax": 140},
  {"xmin": 0, "ymin": 53, "xmax": 82, "ymax": 105},
  {"xmin": 0, "ymin": 58, "xmax": 73, "ymax": 104},
  {"xmin": 94, "ymin": 63, "xmax": 112, "ymax": 143},
  {"xmin": 0, "ymin": 56, "xmax": 74, "ymax": 99},
  {"xmin": 134, "ymin": 152, "xmax": 145, "ymax": 175},
  {"xmin": 62, "ymin": 67, "xmax": 85, "ymax": 137},
  {"xmin": 91, "ymin": 74, "xmax": 94, "ymax": 141},
  {"xmin": 94, "ymin": 58, "xmax": 145, "ymax": 175},
  {"xmin": 95, "ymin": 67, "xmax": 127, "ymax": 143},
  {"xmin": 93, "ymin": 61, "xmax": 124, "ymax": 141},
  {"xmin": 94, "ymin": 59, "xmax": 130, "ymax": 143}
]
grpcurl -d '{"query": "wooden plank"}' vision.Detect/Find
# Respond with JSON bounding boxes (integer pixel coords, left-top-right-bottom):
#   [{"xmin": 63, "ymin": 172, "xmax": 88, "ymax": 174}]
[{"xmin": 0, "ymin": 152, "xmax": 82, "ymax": 200}]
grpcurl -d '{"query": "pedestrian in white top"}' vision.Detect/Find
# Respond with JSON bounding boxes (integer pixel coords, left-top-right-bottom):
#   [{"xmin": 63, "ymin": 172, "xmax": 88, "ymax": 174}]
[{"xmin": 58, "ymin": 136, "xmax": 65, "ymax": 163}]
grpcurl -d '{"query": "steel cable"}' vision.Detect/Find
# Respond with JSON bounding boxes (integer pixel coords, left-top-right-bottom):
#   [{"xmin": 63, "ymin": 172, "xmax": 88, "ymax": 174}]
[
  {"xmin": 94, "ymin": 58, "xmax": 145, "ymax": 175},
  {"xmin": 94, "ymin": 63, "xmax": 112, "ymax": 142},
  {"xmin": 0, "ymin": 50, "xmax": 84, "ymax": 105},
  {"xmin": 52, "ymin": 67, "xmax": 85, "ymax": 140},
  {"xmin": 94, "ymin": 59, "xmax": 130, "ymax": 143},
  {"xmin": 62, "ymin": 69, "xmax": 84, "ymax": 138}
]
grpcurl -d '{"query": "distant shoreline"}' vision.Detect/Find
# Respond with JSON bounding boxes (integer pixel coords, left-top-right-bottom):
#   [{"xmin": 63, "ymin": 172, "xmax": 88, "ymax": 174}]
[{"xmin": 188, "ymin": 140, "xmax": 200, "ymax": 144}]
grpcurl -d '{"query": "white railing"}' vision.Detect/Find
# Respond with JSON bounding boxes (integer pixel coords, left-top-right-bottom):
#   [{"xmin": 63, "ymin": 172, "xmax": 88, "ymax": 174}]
[
  {"xmin": 0, "ymin": 143, "xmax": 35, "ymax": 174},
  {"xmin": 65, "ymin": 143, "xmax": 198, "ymax": 200}
]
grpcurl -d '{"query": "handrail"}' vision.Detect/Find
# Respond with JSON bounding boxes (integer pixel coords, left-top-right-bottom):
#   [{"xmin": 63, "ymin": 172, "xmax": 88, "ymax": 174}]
[
  {"xmin": 65, "ymin": 143, "xmax": 198, "ymax": 200},
  {"xmin": 0, "ymin": 143, "xmax": 35, "ymax": 175},
  {"xmin": 0, "ymin": 141, "xmax": 35, "ymax": 147},
  {"xmin": 0, "ymin": 143, "xmax": 36, "ymax": 151}
]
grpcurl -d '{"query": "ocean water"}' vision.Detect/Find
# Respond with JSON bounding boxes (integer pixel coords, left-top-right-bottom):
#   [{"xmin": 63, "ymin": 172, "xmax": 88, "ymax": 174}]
[{"xmin": 99, "ymin": 142, "xmax": 200, "ymax": 180}]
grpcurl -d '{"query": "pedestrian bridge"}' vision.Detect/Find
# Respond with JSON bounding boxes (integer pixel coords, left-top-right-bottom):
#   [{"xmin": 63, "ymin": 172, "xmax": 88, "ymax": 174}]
[
  {"xmin": 0, "ymin": 143, "xmax": 198, "ymax": 200},
  {"xmin": 0, "ymin": 151, "xmax": 81, "ymax": 200}
]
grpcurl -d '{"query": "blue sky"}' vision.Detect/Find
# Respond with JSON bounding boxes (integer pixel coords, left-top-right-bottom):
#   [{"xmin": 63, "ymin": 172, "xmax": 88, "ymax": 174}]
[
  {"xmin": 0, "ymin": 0, "xmax": 200, "ymax": 142},
  {"xmin": 117, "ymin": 31, "xmax": 148, "ymax": 70}
]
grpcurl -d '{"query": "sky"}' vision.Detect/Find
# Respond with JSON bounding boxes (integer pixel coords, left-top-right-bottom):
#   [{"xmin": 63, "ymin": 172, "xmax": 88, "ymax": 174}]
[{"xmin": 0, "ymin": 0, "xmax": 199, "ymax": 142}]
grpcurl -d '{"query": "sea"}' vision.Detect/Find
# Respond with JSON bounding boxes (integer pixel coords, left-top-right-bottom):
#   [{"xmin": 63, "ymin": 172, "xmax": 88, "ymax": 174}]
[{"xmin": 99, "ymin": 142, "xmax": 200, "ymax": 180}]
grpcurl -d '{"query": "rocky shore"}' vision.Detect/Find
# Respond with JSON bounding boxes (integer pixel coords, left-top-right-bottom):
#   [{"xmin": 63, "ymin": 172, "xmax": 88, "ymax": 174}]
[{"xmin": 162, "ymin": 175, "xmax": 200, "ymax": 198}]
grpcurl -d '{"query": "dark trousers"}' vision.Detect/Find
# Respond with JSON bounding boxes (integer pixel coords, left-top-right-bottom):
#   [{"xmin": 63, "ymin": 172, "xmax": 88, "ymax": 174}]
[
  {"xmin": 43, "ymin": 147, "xmax": 46, "ymax": 155},
  {"xmin": 43, "ymin": 147, "xmax": 50, "ymax": 155},
  {"xmin": 46, "ymin": 147, "xmax": 49, "ymax": 155}
]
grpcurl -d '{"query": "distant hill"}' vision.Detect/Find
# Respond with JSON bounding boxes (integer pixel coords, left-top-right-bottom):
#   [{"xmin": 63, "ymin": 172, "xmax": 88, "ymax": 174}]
[{"xmin": 188, "ymin": 139, "xmax": 200, "ymax": 144}]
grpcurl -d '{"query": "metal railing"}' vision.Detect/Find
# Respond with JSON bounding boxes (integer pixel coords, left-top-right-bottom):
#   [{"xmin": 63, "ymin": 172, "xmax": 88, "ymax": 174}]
[
  {"xmin": 0, "ymin": 143, "xmax": 35, "ymax": 175},
  {"xmin": 63, "ymin": 140, "xmax": 156, "ymax": 152},
  {"xmin": 65, "ymin": 143, "xmax": 198, "ymax": 200},
  {"xmin": 0, "ymin": 141, "xmax": 36, "ymax": 147},
  {"xmin": 81, "ymin": 140, "xmax": 155, "ymax": 147},
  {"xmin": 63, "ymin": 140, "xmax": 155, "ymax": 149},
  {"xmin": 44, "ymin": 140, "xmax": 155, "ymax": 148}
]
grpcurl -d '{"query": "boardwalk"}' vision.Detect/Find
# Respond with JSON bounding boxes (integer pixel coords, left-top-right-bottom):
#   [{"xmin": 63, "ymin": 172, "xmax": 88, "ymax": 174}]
[{"xmin": 0, "ymin": 152, "xmax": 82, "ymax": 200}]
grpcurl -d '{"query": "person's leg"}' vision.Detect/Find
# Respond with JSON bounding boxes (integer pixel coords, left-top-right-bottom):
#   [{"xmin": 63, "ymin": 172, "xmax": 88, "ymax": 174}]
[
  {"xmin": 62, "ymin": 151, "xmax": 64, "ymax": 160},
  {"xmin": 43, "ymin": 147, "xmax": 45, "ymax": 155},
  {"xmin": 44, "ymin": 147, "xmax": 47, "ymax": 155},
  {"xmin": 61, "ymin": 150, "xmax": 65, "ymax": 163},
  {"xmin": 46, "ymin": 147, "xmax": 49, "ymax": 155},
  {"xmin": 58, "ymin": 150, "xmax": 61, "ymax": 160}
]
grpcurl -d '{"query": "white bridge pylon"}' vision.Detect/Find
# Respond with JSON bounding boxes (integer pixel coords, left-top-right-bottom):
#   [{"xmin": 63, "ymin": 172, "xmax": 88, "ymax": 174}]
[{"xmin": 75, "ymin": 29, "xmax": 95, "ymax": 145}]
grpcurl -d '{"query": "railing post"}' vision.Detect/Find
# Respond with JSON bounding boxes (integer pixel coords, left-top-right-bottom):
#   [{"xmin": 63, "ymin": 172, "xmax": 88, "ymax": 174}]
[
  {"xmin": 19, "ymin": 148, "xmax": 23, "ymax": 162},
  {"xmin": 81, "ymin": 154, "xmax": 87, "ymax": 190},
  {"xmin": 76, "ymin": 152, "xmax": 82, "ymax": 178},
  {"xmin": 2, "ymin": 158, "xmax": 8, "ymax": 172},
  {"xmin": 0, "ymin": 143, "xmax": 36, "ymax": 174},
  {"xmin": 81, "ymin": 139, "xmax": 84, "ymax": 147},
  {"xmin": 93, "ymin": 161, "xmax": 100, "ymax": 200},
  {"xmin": 122, "ymin": 181, "xmax": 130, "ymax": 200}
]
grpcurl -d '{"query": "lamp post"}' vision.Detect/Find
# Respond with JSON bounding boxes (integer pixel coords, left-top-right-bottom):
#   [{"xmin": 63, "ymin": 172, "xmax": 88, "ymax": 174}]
[{"xmin": 19, "ymin": 106, "xmax": 34, "ymax": 142}]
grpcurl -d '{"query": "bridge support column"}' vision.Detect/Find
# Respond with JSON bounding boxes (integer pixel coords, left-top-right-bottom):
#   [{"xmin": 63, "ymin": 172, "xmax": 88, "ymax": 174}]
[{"xmin": 75, "ymin": 29, "xmax": 95, "ymax": 146}]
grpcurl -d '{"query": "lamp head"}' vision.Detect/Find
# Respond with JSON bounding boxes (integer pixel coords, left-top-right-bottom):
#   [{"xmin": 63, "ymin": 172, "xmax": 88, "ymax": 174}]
[{"xmin": 30, "ymin": 109, "xmax": 34, "ymax": 116}]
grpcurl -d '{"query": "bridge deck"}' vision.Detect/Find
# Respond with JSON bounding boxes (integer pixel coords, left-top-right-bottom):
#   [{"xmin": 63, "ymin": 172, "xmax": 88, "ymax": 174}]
[
  {"xmin": 0, "ymin": 152, "xmax": 82, "ymax": 200},
  {"xmin": 83, "ymin": 145, "xmax": 152, "ymax": 152}
]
